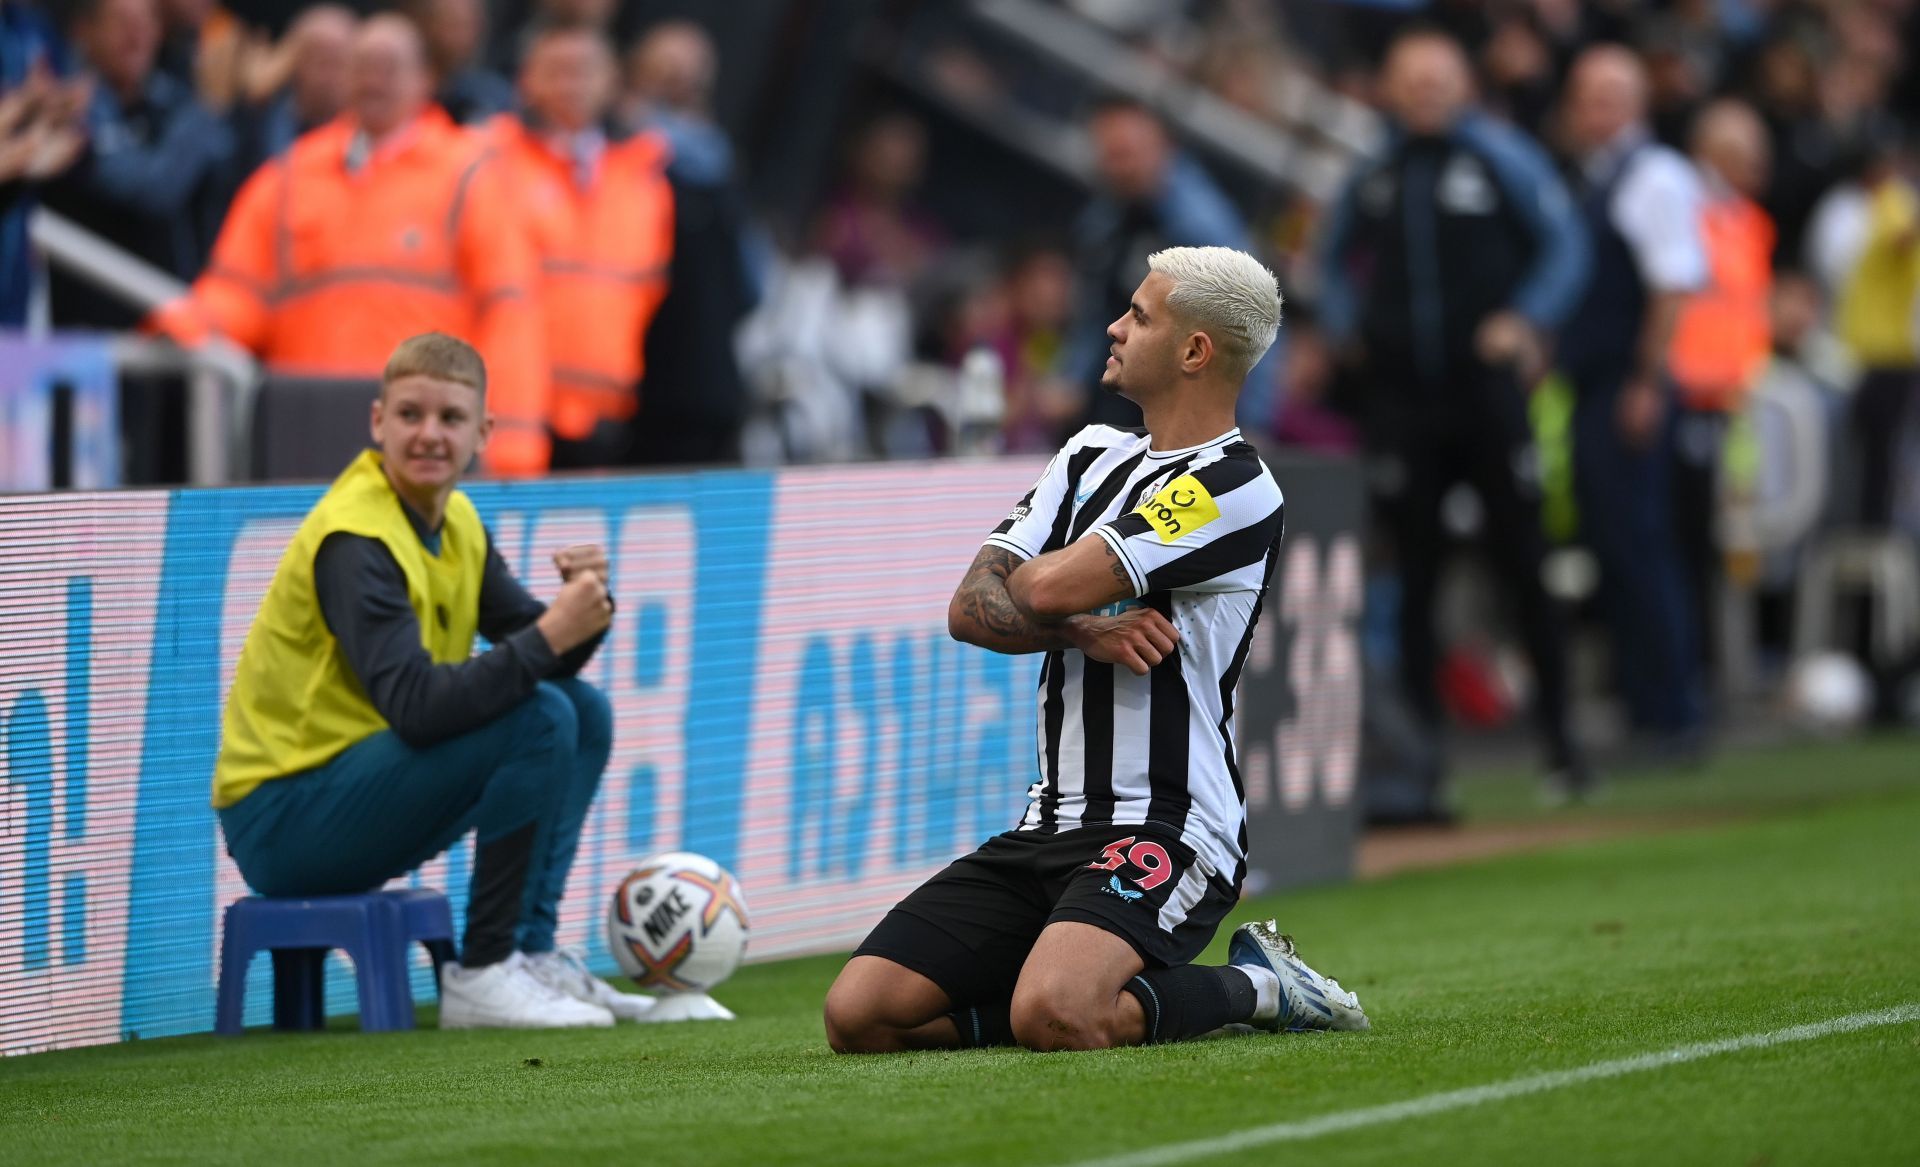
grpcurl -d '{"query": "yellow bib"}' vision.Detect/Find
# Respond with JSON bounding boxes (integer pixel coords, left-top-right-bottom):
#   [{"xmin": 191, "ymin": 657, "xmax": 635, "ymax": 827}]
[
  {"xmin": 1838, "ymin": 182, "xmax": 1920, "ymax": 368},
  {"xmin": 213, "ymin": 450, "xmax": 486, "ymax": 808}
]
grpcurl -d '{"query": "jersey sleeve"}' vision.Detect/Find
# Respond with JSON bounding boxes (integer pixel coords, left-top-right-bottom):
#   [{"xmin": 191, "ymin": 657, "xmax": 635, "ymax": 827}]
[
  {"xmin": 983, "ymin": 447, "xmax": 1073, "ymax": 561},
  {"xmin": 1613, "ymin": 150, "xmax": 1708, "ymax": 294},
  {"xmin": 1093, "ymin": 457, "xmax": 1284, "ymax": 595}
]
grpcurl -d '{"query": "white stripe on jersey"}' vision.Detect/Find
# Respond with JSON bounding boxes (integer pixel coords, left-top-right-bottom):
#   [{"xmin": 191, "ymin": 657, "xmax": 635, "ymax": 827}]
[
  {"xmin": 1156, "ymin": 860, "xmax": 1212, "ymax": 935},
  {"xmin": 984, "ymin": 423, "xmax": 1286, "ymax": 884}
]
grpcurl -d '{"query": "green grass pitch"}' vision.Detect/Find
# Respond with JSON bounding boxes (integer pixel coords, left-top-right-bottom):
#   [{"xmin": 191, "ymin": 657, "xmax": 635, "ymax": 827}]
[{"xmin": 5, "ymin": 738, "xmax": 1917, "ymax": 1166}]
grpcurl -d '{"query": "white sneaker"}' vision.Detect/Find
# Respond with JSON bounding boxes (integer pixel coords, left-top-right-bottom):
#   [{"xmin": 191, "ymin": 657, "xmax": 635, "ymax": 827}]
[
  {"xmin": 439, "ymin": 953, "xmax": 615, "ymax": 1029},
  {"xmin": 522, "ymin": 947, "xmax": 656, "ymax": 1022},
  {"xmin": 1227, "ymin": 920, "xmax": 1370, "ymax": 1033}
]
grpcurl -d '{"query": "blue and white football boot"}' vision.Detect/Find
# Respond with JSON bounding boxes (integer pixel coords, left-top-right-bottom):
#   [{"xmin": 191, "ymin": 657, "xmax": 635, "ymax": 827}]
[{"xmin": 1227, "ymin": 919, "xmax": 1370, "ymax": 1032}]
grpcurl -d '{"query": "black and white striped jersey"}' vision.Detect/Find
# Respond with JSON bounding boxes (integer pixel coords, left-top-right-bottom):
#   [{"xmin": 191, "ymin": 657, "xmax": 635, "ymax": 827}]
[{"xmin": 984, "ymin": 423, "xmax": 1286, "ymax": 884}]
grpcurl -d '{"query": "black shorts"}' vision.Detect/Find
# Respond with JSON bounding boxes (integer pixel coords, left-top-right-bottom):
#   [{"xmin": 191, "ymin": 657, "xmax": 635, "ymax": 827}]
[{"xmin": 852, "ymin": 824, "xmax": 1240, "ymax": 1007}]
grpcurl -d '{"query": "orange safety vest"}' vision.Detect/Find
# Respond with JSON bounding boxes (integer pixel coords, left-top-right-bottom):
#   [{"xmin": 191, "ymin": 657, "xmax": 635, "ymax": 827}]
[
  {"xmin": 1670, "ymin": 191, "xmax": 1775, "ymax": 413},
  {"xmin": 487, "ymin": 116, "xmax": 674, "ymax": 443},
  {"xmin": 151, "ymin": 108, "xmax": 553, "ymax": 475}
]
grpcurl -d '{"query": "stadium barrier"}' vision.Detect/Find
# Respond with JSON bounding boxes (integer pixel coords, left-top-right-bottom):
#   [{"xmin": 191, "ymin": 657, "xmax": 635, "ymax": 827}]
[{"xmin": 0, "ymin": 452, "xmax": 1361, "ymax": 1055}]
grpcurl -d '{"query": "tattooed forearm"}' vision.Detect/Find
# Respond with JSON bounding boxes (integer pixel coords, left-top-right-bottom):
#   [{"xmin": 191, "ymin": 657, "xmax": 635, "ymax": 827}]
[{"xmin": 948, "ymin": 546, "xmax": 1079, "ymax": 653}]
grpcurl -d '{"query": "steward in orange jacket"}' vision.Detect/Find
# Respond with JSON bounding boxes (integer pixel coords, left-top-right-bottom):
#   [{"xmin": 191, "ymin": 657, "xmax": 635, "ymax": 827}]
[
  {"xmin": 1668, "ymin": 99, "xmax": 1775, "ymax": 681},
  {"xmin": 1670, "ymin": 192, "xmax": 1774, "ymax": 413},
  {"xmin": 152, "ymin": 15, "xmax": 552, "ymax": 476},
  {"xmin": 489, "ymin": 26, "xmax": 673, "ymax": 466},
  {"xmin": 1671, "ymin": 101, "xmax": 1775, "ymax": 416}
]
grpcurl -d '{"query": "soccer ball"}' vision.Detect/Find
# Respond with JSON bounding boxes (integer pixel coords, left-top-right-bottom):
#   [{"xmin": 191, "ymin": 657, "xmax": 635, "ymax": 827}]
[
  {"xmin": 1785, "ymin": 652, "xmax": 1872, "ymax": 733},
  {"xmin": 608, "ymin": 852, "xmax": 750, "ymax": 993}
]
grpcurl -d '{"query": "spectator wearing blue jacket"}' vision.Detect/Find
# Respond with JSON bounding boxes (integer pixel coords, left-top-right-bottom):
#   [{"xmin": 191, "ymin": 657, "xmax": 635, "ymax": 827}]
[
  {"xmin": 1318, "ymin": 28, "xmax": 1593, "ymax": 814},
  {"xmin": 1066, "ymin": 96, "xmax": 1279, "ymax": 435},
  {"xmin": 1, "ymin": 0, "xmax": 77, "ymax": 326},
  {"xmin": 45, "ymin": 0, "xmax": 232, "ymax": 328}
]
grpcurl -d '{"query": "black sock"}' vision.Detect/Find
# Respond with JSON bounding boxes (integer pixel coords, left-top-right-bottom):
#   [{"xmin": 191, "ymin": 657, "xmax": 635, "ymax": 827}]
[
  {"xmin": 1122, "ymin": 965, "xmax": 1259, "ymax": 1044},
  {"xmin": 946, "ymin": 1001, "xmax": 1016, "ymax": 1048},
  {"xmin": 463, "ymin": 821, "xmax": 537, "ymax": 966}
]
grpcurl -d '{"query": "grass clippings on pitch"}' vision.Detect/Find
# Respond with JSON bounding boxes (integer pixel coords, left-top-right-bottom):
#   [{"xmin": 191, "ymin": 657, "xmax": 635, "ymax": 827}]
[{"xmin": 4, "ymin": 736, "xmax": 1917, "ymax": 1167}]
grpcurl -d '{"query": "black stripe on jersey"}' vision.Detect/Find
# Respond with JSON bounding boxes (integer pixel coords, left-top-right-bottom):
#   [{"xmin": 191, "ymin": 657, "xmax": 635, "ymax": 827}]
[
  {"xmin": 1043, "ymin": 446, "xmax": 1107, "ymax": 554},
  {"xmin": 1031, "ymin": 444, "xmax": 1105, "ymax": 833},
  {"xmin": 1080, "ymin": 660, "xmax": 1116, "ymax": 821},
  {"xmin": 1128, "ymin": 453, "xmax": 1200, "ymax": 510},
  {"xmin": 1081, "ymin": 454, "xmax": 1201, "ymax": 580},
  {"xmin": 1039, "ymin": 649, "xmax": 1065, "ymax": 830},
  {"xmin": 1069, "ymin": 450, "xmax": 1148, "ymax": 541},
  {"xmin": 1143, "ymin": 589, "xmax": 1193, "ymax": 832},
  {"xmin": 1143, "ymin": 500, "xmax": 1285, "ymax": 593},
  {"xmin": 1103, "ymin": 447, "xmax": 1262, "ymax": 542},
  {"xmin": 1190, "ymin": 444, "xmax": 1266, "ymax": 492},
  {"xmin": 1214, "ymin": 518, "xmax": 1286, "ymax": 808},
  {"xmin": 990, "ymin": 482, "xmax": 1041, "ymax": 537}
]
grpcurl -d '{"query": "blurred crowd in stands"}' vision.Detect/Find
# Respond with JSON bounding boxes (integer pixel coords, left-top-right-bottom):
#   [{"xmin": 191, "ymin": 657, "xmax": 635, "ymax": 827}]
[
  {"xmin": 4, "ymin": 0, "xmax": 1918, "ymax": 788},
  {"xmin": 2, "ymin": 1, "xmax": 1912, "ymax": 465}
]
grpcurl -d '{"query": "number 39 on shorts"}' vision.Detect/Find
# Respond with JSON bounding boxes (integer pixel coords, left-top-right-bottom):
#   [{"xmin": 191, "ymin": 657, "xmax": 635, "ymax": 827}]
[{"xmin": 1086, "ymin": 836, "xmax": 1174, "ymax": 891}]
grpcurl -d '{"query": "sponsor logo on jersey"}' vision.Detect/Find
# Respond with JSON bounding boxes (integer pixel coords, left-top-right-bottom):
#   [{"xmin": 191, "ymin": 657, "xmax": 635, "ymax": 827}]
[{"xmin": 1136, "ymin": 474, "xmax": 1220, "ymax": 543}]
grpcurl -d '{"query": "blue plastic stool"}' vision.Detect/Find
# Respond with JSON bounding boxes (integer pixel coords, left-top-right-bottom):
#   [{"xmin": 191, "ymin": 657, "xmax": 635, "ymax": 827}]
[
  {"xmin": 385, "ymin": 888, "xmax": 459, "ymax": 984},
  {"xmin": 215, "ymin": 894, "xmax": 422, "ymax": 1035}
]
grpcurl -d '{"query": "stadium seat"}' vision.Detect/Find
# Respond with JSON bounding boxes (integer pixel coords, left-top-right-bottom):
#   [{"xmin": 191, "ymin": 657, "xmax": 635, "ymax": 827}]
[
  {"xmin": 248, "ymin": 375, "xmax": 381, "ymax": 481},
  {"xmin": 1793, "ymin": 530, "xmax": 1920, "ymax": 666},
  {"xmin": 214, "ymin": 890, "xmax": 456, "ymax": 1036}
]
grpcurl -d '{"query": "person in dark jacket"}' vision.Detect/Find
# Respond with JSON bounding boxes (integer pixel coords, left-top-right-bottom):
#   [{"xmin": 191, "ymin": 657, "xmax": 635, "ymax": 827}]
[
  {"xmin": 1065, "ymin": 97, "xmax": 1278, "ymax": 436},
  {"xmin": 1560, "ymin": 45, "xmax": 1709, "ymax": 758},
  {"xmin": 410, "ymin": 0, "xmax": 511, "ymax": 126},
  {"xmin": 1318, "ymin": 27, "xmax": 1593, "ymax": 812},
  {"xmin": 47, "ymin": 0, "xmax": 232, "ymax": 328},
  {"xmin": 623, "ymin": 19, "xmax": 756, "ymax": 466}
]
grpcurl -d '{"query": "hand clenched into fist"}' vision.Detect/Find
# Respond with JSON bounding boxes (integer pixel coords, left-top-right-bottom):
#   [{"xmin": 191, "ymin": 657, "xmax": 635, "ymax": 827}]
[
  {"xmin": 536, "ymin": 571, "xmax": 613, "ymax": 655},
  {"xmin": 553, "ymin": 543, "xmax": 609, "ymax": 584}
]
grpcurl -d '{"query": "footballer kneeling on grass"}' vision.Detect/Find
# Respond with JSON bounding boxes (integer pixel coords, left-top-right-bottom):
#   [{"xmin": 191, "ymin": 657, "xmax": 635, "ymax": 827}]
[{"xmin": 824, "ymin": 247, "xmax": 1370, "ymax": 1052}]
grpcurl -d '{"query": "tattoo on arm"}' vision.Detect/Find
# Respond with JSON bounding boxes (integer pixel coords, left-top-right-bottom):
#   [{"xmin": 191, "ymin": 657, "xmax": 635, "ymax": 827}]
[
  {"xmin": 952, "ymin": 546, "xmax": 1077, "ymax": 653},
  {"xmin": 1103, "ymin": 539, "xmax": 1131, "ymax": 589}
]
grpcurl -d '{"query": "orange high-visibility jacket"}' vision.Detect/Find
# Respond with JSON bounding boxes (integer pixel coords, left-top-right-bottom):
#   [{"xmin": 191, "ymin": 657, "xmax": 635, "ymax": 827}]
[
  {"xmin": 1670, "ymin": 191, "xmax": 1775, "ymax": 413},
  {"xmin": 486, "ymin": 115, "xmax": 673, "ymax": 443},
  {"xmin": 152, "ymin": 108, "xmax": 553, "ymax": 475}
]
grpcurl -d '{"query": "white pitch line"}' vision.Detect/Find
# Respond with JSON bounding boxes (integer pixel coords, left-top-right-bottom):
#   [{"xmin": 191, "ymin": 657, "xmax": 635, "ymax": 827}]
[{"xmin": 1062, "ymin": 1002, "xmax": 1920, "ymax": 1167}]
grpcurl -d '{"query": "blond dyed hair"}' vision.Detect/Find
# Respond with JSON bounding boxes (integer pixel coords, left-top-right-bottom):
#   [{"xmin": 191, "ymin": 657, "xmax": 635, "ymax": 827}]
[{"xmin": 1147, "ymin": 246, "xmax": 1282, "ymax": 380}]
